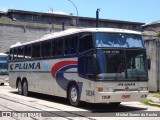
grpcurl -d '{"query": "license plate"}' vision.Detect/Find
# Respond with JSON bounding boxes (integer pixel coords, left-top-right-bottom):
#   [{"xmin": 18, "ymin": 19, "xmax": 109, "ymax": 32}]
[{"xmin": 122, "ymin": 95, "xmax": 130, "ymax": 99}]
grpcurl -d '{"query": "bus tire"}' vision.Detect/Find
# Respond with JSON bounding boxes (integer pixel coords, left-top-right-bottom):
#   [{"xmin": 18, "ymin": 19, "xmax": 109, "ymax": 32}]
[
  {"xmin": 0, "ymin": 83, "xmax": 4, "ymax": 85},
  {"xmin": 18, "ymin": 80, "xmax": 23, "ymax": 95},
  {"xmin": 22, "ymin": 80, "xmax": 29, "ymax": 96},
  {"xmin": 110, "ymin": 102, "xmax": 121, "ymax": 106},
  {"xmin": 68, "ymin": 84, "xmax": 80, "ymax": 106}
]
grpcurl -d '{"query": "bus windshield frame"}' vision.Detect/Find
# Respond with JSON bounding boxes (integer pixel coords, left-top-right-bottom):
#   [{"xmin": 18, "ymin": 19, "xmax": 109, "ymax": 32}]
[{"xmin": 94, "ymin": 32, "xmax": 148, "ymax": 81}]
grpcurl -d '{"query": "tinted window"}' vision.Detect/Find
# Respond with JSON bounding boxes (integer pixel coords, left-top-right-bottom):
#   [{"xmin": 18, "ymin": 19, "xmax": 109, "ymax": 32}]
[
  {"xmin": 42, "ymin": 41, "xmax": 51, "ymax": 57},
  {"xmin": 95, "ymin": 33, "xmax": 144, "ymax": 48},
  {"xmin": 78, "ymin": 54, "xmax": 95, "ymax": 79},
  {"xmin": 32, "ymin": 43, "xmax": 41, "ymax": 58},
  {"xmin": 86, "ymin": 55, "xmax": 95, "ymax": 79},
  {"xmin": 96, "ymin": 49, "xmax": 148, "ymax": 80},
  {"xmin": 13, "ymin": 48, "xmax": 17, "ymax": 60},
  {"xmin": 9, "ymin": 49, "xmax": 14, "ymax": 61},
  {"xmin": 52, "ymin": 39, "xmax": 63, "ymax": 56},
  {"xmin": 24, "ymin": 45, "xmax": 32, "ymax": 59},
  {"xmin": 78, "ymin": 56, "xmax": 86, "ymax": 76},
  {"xmin": 65, "ymin": 35, "xmax": 78, "ymax": 55},
  {"xmin": 79, "ymin": 33, "xmax": 93, "ymax": 53},
  {"xmin": 17, "ymin": 47, "xmax": 24, "ymax": 60}
]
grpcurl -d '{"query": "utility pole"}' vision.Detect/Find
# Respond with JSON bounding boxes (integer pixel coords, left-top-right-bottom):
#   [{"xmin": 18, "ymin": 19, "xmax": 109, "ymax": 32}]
[
  {"xmin": 67, "ymin": 0, "xmax": 79, "ymax": 27},
  {"xmin": 96, "ymin": 8, "xmax": 100, "ymax": 28}
]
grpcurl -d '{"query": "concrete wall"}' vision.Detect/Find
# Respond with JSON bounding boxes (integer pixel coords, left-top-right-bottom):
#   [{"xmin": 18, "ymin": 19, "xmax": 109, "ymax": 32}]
[
  {"xmin": 144, "ymin": 39, "xmax": 160, "ymax": 91},
  {"xmin": 143, "ymin": 22, "xmax": 160, "ymax": 92},
  {"xmin": 0, "ymin": 24, "xmax": 51, "ymax": 53},
  {"xmin": 0, "ymin": 23, "xmax": 142, "ymax": 53}
]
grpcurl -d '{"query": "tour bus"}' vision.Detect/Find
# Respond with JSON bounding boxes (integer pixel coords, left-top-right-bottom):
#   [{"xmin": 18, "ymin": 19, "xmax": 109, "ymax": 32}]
[
  {"xmin": 0, "ymin": 53, "xmax": 9, "ymax": 85},
  {"xmin": 9, "ymin": 28, "xmax": 148, "ymax": 106}
]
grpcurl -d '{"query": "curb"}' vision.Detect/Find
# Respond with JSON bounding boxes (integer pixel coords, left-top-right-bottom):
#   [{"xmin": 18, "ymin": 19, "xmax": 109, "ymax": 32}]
[{"xmin": 148, "ymin": 102, "xmax": 160, "ymax": 108}]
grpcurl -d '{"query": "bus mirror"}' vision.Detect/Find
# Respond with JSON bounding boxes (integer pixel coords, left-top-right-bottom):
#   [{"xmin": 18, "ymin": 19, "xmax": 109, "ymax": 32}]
[{"xmin": 147, "ymin": 58, "xmax": 151, "ymax": 70}]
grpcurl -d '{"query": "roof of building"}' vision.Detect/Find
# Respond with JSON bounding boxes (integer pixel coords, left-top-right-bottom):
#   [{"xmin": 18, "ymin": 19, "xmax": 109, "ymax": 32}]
[
  {"xmin": 6, "ymin": 9, "xmax": 144, "ymax": 25},
  {"xmin": 142, "ymin": 20, "xmax": 160, "ymax": 27}
]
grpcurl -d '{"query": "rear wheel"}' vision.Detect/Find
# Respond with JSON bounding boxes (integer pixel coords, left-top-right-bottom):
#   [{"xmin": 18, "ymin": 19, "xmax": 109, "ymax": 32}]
[
  {"xmin": 0, "ymin": 83, "xmax": 4, "ymax": 85},
  {"xmin": 18, "ymin": 80, "xmax": 23, "ymax": 95},
  {"xmin": 23, "ymin": 80, "xmax": 29, "ymax": 96},
  {"xmin": 68, "ymin": 84, "xmax": 80, "ymax": 106}
]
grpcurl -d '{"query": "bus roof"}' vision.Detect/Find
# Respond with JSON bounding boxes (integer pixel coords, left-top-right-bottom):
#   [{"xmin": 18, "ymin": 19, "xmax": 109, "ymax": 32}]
[
  {"xmin": 0, "ymin": 53, "xmax": 7, "ymax": 56},
  {"xmin": 10, "ymin": 28, "xmax": 141, "ymax": 48}
]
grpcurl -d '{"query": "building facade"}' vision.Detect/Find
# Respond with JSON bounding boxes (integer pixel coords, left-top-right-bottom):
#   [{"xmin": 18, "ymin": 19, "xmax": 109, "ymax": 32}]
[
  {"xmin": 142, "ymin": 21, "xmax": 160, "ymax": 92},
  {"xmin": 0, "ymin": 9, "xmax": 144, "ymax": 53}
]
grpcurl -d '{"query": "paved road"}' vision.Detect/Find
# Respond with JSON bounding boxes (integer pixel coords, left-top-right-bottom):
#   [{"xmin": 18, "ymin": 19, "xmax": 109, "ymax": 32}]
[{"xmin": 0, "ymin": 83, "xmax": 160, "ymax": 120}]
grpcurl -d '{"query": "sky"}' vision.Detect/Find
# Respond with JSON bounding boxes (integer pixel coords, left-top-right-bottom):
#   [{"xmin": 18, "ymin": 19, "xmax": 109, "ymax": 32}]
[{"xmin": 0, "ymin": 0, "xmax": 160, "ymax": 23}]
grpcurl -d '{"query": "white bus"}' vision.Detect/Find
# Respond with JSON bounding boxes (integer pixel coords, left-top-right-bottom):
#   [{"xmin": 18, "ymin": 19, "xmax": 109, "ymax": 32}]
[
  {"xmin": 9, "ymin": 28, "xmax": 148, "ymax": 106},
  {"xmin": 0, "ymin": 53, "xmax": 9, "ymax": 85}
]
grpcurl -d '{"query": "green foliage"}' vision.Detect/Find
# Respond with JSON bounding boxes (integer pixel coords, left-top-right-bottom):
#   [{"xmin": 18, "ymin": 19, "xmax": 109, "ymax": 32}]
[
  {"xmin": 153, "ymin": 92, "xmax": 160, "ymax": 98},
  {"xmin": 141, "ymin": 99, "xmax": 154, "ymax": 105}
]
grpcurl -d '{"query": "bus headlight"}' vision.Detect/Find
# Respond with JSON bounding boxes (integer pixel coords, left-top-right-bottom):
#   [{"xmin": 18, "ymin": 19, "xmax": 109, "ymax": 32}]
[
  {"xmin": 106, "ymin": 87, "xmax": 114, "ymax": 92},
  {"xmin": 98, "ymin": 87, "xmax": 114, "ymax": 92}
]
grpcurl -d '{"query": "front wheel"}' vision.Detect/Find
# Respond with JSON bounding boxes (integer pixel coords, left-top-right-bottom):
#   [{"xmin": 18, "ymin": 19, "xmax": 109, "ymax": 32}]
[
  {"xmin": 68, "ymin": 84, "xmax": 80, "ymax": 106},
  {"xmin": 23, "ymin": 80, "xmax": 29, "ymax": 96},
  {"xmin": 0, "ymin": 83, "xmax": 4, "ymax": 85}
]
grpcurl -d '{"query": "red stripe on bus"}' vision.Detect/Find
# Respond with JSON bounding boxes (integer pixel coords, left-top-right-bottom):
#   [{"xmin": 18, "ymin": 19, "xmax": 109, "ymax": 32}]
[{"xmin": 51, "ymin": 61, "xmax": 78, "ymax": 78}]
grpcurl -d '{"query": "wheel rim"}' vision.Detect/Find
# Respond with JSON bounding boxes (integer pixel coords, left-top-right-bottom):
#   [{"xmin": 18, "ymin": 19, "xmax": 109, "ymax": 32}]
[
  {"xmin": 18, "ymin": 81, "xmax": 22, "ymax": 93},
  {"xmin": 70, "ymin": 87, "xmax": 77, "ymax": 103},
  {"xmin": 23, "ymin": 82, "xmax": 27, "ymax": 95}
]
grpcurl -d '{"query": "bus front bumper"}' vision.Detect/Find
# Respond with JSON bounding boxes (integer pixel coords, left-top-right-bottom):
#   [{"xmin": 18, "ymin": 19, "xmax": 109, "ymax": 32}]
[
  {"xmin": 94, "ymin": 91, "xmax": 148, "ymax": 103},
  {"xmin": 0, "ymin": 75, "xmax": 9, "ymax": 83}
]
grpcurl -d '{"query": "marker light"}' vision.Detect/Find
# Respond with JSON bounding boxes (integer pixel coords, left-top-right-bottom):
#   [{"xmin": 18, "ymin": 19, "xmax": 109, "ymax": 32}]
[{"xmin": 98, "ymin": 87, "xmax": 103, "ymax": 92}]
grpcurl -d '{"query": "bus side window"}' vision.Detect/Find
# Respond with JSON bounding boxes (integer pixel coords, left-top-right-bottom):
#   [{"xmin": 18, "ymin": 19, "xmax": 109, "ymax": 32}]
[
  {"xmin": 65, "ymin": 35, "xmax": 78, "ymax": 55},
  {"xmin": 13, "ymin": 48, "xmax": 17, "ymax": 60},
  {"xmin": 17, "ymin": 47, "xmax": 24, "ymax": 60},
  {"xmin": 86, "ymin": 55, "xmax": 95, "ymax": 79},
  {"xmin": 42, "ymin": 41, "xmax": 51, "ymax": 58},
  {"xmin": 9, "ymin": 49, "xmax": 14, "ymax": 61},
  {"xmin": 79, "ymin": 33, "xmax": 93, "ymax": 53},
  {"xmin": 52, "ymin": 39, "xmax": 63, "ymax": 56},
  {"xmin": 52, "ymin": 40, "xmax": 56, "ymax": 56},
  {"xmin": 78, "ymin": 56, "xmax": 86, "ymax": 76},
  {"xmin": 78, "ymin": 54, "xmax": 95, "ymax": 80},
  {"xmin": 24, "ymin": 45, "xmax": 31, "ymax": 59},
  {"xmin": 32, "ymin": 43, "xmax": 41, "ymax": 58}
]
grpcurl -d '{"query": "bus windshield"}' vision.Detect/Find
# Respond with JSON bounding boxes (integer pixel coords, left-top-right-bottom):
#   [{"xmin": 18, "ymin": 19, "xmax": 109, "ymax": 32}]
[
  {"xmin": 95, "ymin": 33, "xmax": 144, "ymax": 48},
  {"xmin": 0, "ymin": 56, "xmax": 8, "ymax": 75},
  {"xmin": 97, "ymin": 49, "xmax": 148, "ymax": 81},
  {"xmin": 0, "ymin": 57, "xmax": 7, "ymax": 61},
  {"xmin": 0, "ymin": 63, "xmax": 7, "ymax": 70}
]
